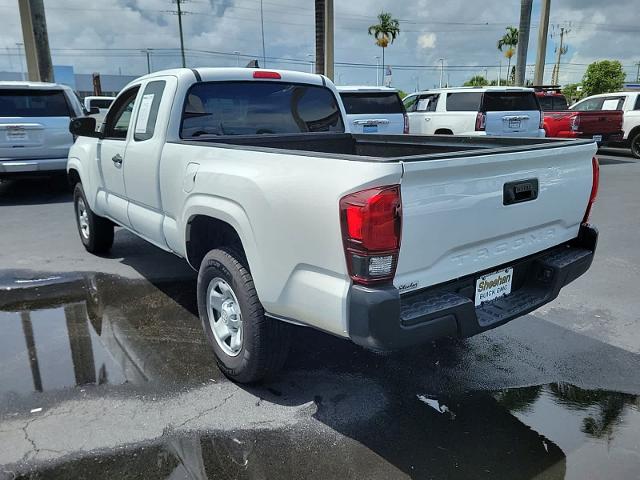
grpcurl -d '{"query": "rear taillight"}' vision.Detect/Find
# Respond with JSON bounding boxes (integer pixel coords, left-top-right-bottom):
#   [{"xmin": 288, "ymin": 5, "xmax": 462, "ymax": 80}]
[
  {"xmin": 570, "ymin": 115, "xmax": 580, "ymax": 132},
  {"xmin": 340, "ymin": 185, "xmax": 402, "ymax": 285},
  {"xmin": 403, "ymin": 113, "xmax": 409, "ymax": 134},
  {"xmin": 539, "ymin": 111, "xmax": 545, "ymax": 130},
  {"xmin": 582, "ymin": 156, "xmax": 600, "ymax": 224},
  {"xmin": 475, "ymin": 112, "xmax": 486, "ymax": 131}
]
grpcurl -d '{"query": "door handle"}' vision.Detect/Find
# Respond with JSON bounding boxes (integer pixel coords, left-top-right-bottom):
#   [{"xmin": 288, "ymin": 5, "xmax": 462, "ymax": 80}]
[
  {"xmin": 112, "ymin": 154, "xmax": 123, "ymax": 166},
  {"xmin": 425, "ymin": 117, "xmax": 431, "ymax": 121}
]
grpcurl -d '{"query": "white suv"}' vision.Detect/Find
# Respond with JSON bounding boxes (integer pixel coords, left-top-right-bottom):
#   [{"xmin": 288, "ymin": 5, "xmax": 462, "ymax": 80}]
[
  {"xmin": 403, "ymin": 86, "xmax": 545, "ymax": 137},
  {"xmin": 0, "ymin": 81, "xmax": 84, "ymax": 179},
  {"xmin": 337, "ymin": 86, "xmax": 408, "ymax": 135}
]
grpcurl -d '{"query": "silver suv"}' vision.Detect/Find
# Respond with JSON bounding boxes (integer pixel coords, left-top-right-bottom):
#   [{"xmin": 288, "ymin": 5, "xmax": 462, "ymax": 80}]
[{"xmin": 0, "ymin": 81, "xmax": 83, "ymax": 179}]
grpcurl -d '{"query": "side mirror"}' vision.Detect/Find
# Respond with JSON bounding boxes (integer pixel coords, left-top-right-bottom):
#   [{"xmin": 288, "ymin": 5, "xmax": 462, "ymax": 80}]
[
  {"xmin": 70, "ymin": 117, "xmax": 102, "ymax": 138},
  {"xmin": 89, "ymin": 106, "xmax": 100, "ymax": 115}
]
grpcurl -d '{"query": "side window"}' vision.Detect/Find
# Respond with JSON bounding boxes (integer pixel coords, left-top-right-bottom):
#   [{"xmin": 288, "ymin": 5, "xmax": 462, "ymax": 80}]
[
  {"xmin": 635, "ymin": 95, "xmax": 640, "ymax": 111},
  {"xmin": 416, "ymin": 94, "xmax": 439, "ymax": 112},
  {"xmin": 103, "ymin": 86, "xmax": 140, "ymax": 140},
  {"xmin": 446, "ymin": 92, "xmax": 483, "ymax": 112},
  {"xmin": 573, "ymin": 97, "xmax": 604, "ymax": 111},
  {"xmin": 601, "ymin": 96, "xmax": 625, "ymax": 111},
  {"xmin": 403, "ymin": 95, "xmax": 418, "ymax": 112},
  {"xmin": 134, "ymin": 81, "xmax": 166, "ymax": 141}
]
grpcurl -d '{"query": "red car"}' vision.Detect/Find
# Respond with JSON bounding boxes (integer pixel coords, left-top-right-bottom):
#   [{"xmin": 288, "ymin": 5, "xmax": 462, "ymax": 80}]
[{"xmin": 535, "ymin": 86, "xmax": 623, "ymax": 145}]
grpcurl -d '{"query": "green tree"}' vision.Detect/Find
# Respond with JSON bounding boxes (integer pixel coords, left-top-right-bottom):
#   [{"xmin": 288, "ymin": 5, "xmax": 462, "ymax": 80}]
[
  {"xmin": 582, "ymin": 60, "xmax": 626, "ymax": 96},
  {"xmin": 464, "ymin": 75, "xmax": 489, "ymax": 87},
  {"xmin": 368, "ymin": 12, "xmax": 401, "ymax": 80},
  {"xmin": 396, "ymin": 89, "xmax": 408, "ymax": 99},
  {"xmin": 562, "ymin": 83, "xmax": 583, "ymax": 103},
  {"xmin": 497, "ymin": 26, "xmax": 518, "ymax": 85}
]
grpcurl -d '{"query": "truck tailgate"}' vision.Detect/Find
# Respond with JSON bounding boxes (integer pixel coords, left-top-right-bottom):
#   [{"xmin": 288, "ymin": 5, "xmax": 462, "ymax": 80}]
[
  {"xmin": 573, "ymin": 110, "xmax": 623, "ymax": 135},
  {"xmin": 394, "ymin": 141, "xmax": 597, "ymax": 292}
]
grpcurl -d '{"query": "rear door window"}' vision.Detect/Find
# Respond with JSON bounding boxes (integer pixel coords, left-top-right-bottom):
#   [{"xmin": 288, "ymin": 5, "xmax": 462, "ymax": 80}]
[
  {"xmin": 446, "ymin": 92, "xmax": 483, "ymax": 112},
  {"xmin": 134, "ymin": 81, "xmax": 165, "ymax": 141},
  {"xmin": 181, "ymin": 81, "xmax": 344, "ymax": 137},
  {"xmin": 340, "ymin": 92, "xmax": 404, "ymax": 115},
  {"xmin": 0, "ymin": 89, "xmax": 71, "ymax": 117},
  {"xmin": 601, "ymin": 97, "xmax": 625, "ymax": 111},
  {"xmin": 417, "ymin": 94, "xmax": 439, "ymax": 112},
  {"xmin": 481, "ymin": 92, "xmax": 539, "ymax": 111},
  {"xmin": 572, "ymin": 97, "xmax": 605, "ymax": 111}
]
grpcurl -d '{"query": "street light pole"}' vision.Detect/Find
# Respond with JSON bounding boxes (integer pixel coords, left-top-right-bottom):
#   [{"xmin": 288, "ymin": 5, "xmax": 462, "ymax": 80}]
[
  {"xmin": 144, "ymin": 49, "xmax": 151, "ymax": 74},
  {"xmin": 307, "ymin": 54, "xmax": 314, "ymax": 73},
  {"xmin": 233, "ymin": 51, "xmax": 240, "ymax": 67},
  {"xmin": 260, "ymin": 0, "xmax": 266, "ymax": 67},
  {"xmin": 375, "ymin": 56, "xmax": 380, "ymax": 86},
  {"xmin": 16, "ymin": 43, "xmax": 25, "ymax": 80},
  {"xmin": 175, "ymin": 0, "xmax": 186, "ymax": 68},
  {"xmin": 439, "ymin": 58, "xmax": 445, "ymax": 88}
]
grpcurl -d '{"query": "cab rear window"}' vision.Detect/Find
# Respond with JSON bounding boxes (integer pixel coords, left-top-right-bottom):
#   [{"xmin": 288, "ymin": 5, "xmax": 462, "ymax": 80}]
[
  {"xmin": 180, "ymin": 81, "xmax": 344, "ymax": 137},
  {"xmin": 0, "ymin": 89, "xmax": 71, "ymax": 117},
  {"xmin": 482, "ymin": 92, "xmax": 540, "ymax": 112},
  {"xmin": 339, "ymin": 92, "xmax": 404, "ymax": 115},
  {"xmin": 538, "ymin": 95, "xmax": 568, "ymax": 111}
]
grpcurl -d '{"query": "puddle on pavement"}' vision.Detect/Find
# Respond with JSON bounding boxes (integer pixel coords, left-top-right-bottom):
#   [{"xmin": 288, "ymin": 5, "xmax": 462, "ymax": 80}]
[
  {"xmin": 0, "ymin": 273, "xmax": 220, "ymax": 400},
  {"xmin": 1, "ymin": 273, "xmax": 639, "ymax": 478},
  {"xmin": 11, "ymin": 383, "xmax": 640, "ymax": 480}
]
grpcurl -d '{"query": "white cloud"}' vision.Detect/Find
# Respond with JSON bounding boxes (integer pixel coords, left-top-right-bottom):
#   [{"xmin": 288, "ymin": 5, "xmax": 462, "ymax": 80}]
[{"xmin": 417, "ymin": 33, "xmax": 436, "ymax": 49}]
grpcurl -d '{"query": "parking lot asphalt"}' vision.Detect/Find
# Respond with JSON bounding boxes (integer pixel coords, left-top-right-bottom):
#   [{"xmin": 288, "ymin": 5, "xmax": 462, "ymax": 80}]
[{"xmin": 0, "ymin": 148, "xmax": 639, "ymax": 479}]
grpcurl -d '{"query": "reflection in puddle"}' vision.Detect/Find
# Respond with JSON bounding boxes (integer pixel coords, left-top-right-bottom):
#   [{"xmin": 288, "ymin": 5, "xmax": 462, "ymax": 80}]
[{"xmin": 1, "ymin": 273, "xmax": 639, "ymax": 479}]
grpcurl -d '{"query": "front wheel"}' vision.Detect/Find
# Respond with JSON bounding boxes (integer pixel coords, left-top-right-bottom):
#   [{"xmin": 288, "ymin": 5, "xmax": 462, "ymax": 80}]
[
  {"xmin": 197, "ymin": 247, "xmax": 291, "ymax": 383},
  {"xmin": 630, "ymin": 132, "xmax": 640, "ymax": 159},
  {"xmin": 73, "ymin": 183, "xmax": 114, "ymax": 254}
]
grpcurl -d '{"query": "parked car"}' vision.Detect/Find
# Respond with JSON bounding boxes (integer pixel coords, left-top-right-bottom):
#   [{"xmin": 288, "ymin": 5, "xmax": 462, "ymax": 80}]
[
  {"xmin": 569, "ymin": 91, "xmax": 640, "ymax": 158},
  {"xmin": 403, "ymin": 86, "xmax": 545, "ymax": 137},
  {"xmin": 68, "ymin": 68, "xmax": 598, "ymax": 383},
  {"xmin": 83, "ymin": 95, "xmax": 115, "ymax": 126},
  {"xmin": 535, "ymin": 86, "xmax": 623, "ymax": 144},
  {"xmin": 0, "ymin": 81, "xmax": 83, "ymax": 179},
  {"xmin": 337, "ymin": 86, "xmax": 408, "ymax": 134}
]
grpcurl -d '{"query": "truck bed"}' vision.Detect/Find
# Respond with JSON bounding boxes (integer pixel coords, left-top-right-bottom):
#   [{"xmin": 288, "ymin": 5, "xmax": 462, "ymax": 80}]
[{"xmin": 177, "ymin": 133, "xmax": 592, "ymax": 162}]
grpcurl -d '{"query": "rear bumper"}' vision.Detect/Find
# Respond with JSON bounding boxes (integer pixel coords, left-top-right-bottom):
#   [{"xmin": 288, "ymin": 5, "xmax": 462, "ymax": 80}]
[
  {"xmin": 0, "ymin": 157, "xmax": 67, "ymax": 176},
  {"xmin": 348, "ymin": 224, "xmax": 598, "ymax": 350}
]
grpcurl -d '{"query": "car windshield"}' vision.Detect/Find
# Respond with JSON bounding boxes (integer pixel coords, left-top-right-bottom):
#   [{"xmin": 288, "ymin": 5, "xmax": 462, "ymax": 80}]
[
  {"xmin": 339, "ymin": 92, "xmax": 404, "ymax": 115},
  {"xmin": 0, "ymin": 89, "xmax": 71, "ymax": 117},
  {"xmin": 181, "ymin": 81, "xmax": 344, "ymax": 137},
  {"xmin": 538, "ymin": 95, "xmax": 569, "ymax": 111}
]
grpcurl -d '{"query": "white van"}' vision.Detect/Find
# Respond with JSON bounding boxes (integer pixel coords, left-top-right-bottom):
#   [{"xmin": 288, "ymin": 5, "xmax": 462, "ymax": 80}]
[
  {"xmin": 83, "ymin": 95, "xmax": 115, "ymax": 126},
  {"xmin": 337, "ymin": 86, "xmax": 408, "ymax": 134},
  {"xmin": 403, "ymin": 86, "xmax": 545, "ymax": 137},
  {"xmin": 0, "ymin": 81, "xmax": 84, "ymax": 179}
]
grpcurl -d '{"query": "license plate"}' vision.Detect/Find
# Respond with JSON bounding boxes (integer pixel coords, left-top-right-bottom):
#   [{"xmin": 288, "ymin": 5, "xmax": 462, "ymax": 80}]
[
  {"xmin": 475, "ymin": 267, "xmax": 513, "ymax": 307},
  {"xmin": 508, "ymin": 119, "xmax": 521, "ymax": 129},
  {"xmin": 363, "ymin": 124, "xmax": 378, "ymax": 133},
  {"xmin": 6, "ymin": 127, "xmax": 27, "ymax": 141},
  {"xmin": 592, "ymin": 135, "xmax": 603, "ymax": 142}
]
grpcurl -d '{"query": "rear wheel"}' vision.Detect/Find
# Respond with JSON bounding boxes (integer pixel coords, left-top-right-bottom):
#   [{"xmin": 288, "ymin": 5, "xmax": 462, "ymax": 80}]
[
  {"xmin": 73, "ymin": 183, "xmax": 114, "ymax": 254},
  {"xmin": 197, "ymin": 247, "xmax": 290, "ymax": 383},
  {"xmin": 630, "ymin": 131, "xmax": 640, "ymax": 159}
]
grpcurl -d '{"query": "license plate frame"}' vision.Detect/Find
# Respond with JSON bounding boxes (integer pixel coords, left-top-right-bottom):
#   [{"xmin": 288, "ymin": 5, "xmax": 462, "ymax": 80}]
[
  {"xmin": 475, "ymin": 267, "xmax": 514, "ymax": 307},
  {"xmin": 592, "ymin": 134, "xmax": 603, "ymax": 142},
  {"xmin": 508, "ymin": 119, "xmax": 521, "ymax": 129}
]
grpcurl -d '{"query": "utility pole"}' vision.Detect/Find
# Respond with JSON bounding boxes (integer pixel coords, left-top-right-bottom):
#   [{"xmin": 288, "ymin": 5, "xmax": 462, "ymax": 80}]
[
  {"xmin": 515, "ymin": 0, "xmax": 533, "ymax": 86},
  {"xmin": 375, "ymin": 56, "xmax": 380, "ymax": 86},
  {"xmin": 439, "ymin": 58, "xmax": 445, "ymax": 88},
  {"xmin": 636, "ymin": 62, "xmax": 640, "ymax": 82},
  {"xmin": 260, "ymin": 0, "xmax": 266, "ymax": 67},
  {"xmin": 143, "ymin": 49, "xmax": 152, "ymax": 74},
  {"xmin": 314, "ymin": 0, "xmax": 325, "ymax": 75},
  {"xmin": 18, "ymin": 0, "xmax": 53, "ymax": 82},
  {"xmin": 534, "ymin": 0, "xmax": 551, "ymax": 85},
  {"xmin": 16, "ymin": 43, "xmax": 25, "ymax": 80},
  {"xmin": 173, "ymin": 0, "xmax": 187, "ymax": 68},
  {"xmin": 324, "ymin": 0, "xmax": 334, "ymax": 80},
  {"xmin": 551, "ymin": 26, "xmax": 569, "ymax": 85}
]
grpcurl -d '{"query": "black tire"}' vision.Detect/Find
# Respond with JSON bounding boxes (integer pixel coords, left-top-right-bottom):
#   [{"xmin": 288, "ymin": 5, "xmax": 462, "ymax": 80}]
[
  {"xmin": 73, "ymin": 183, "xmax": 114, "ymax": 254},
  {"xmin": 630, "ymin": 131, "xmax": 640, "ymax": 159},
  {"xmin": 197, "ymin": 247, "xmax": 291, "ymax": 383}
]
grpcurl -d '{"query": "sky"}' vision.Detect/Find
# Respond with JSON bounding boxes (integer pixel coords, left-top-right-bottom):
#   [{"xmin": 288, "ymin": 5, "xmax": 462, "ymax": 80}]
[{"xmin": 1, "ymin": 0, "xmax": 639, "ymax": 93}]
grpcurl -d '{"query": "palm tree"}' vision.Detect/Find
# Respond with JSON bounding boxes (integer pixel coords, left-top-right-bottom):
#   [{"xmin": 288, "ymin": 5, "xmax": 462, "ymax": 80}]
[
  {"xmin": 368, "ymin": 12, "xmax": 400, "ymax": 83},
  {"xmin": 497, "ymin": 26, "xmax": 519, "ymax": 85}
]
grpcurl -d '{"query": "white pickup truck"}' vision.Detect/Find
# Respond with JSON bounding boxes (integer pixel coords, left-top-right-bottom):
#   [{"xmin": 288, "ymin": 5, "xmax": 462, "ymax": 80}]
[{"xmin": 68, "ymin": 68, "xmax": 599, "ymax": 383}]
